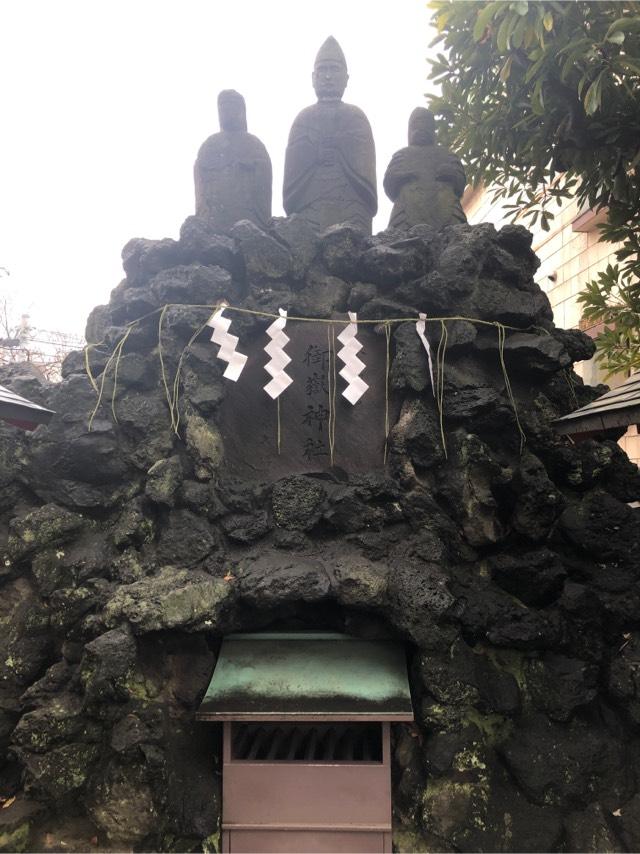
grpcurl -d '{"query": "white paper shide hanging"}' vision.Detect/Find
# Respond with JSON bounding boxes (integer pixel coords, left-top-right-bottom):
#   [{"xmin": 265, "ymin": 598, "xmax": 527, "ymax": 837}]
[
  {"xmin": 416, "ymin": 313, "xmax": 435, "ymax": 397},
  {"xmin": 206, "ymin": 303, "xmax": 248, "ymax": 382},
  {"xmin": 337, "ymin": 312, "xmax": 368, "ymax": 405},
  {"xmin": 263, "ymin": 309, "xmax": 292, "ymax": 399}
]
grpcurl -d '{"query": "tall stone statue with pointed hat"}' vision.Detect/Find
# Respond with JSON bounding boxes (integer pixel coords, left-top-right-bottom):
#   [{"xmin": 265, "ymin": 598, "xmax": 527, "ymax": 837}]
[
  {"xmin": 283, "ymin": 36, "xmax": 377, "ymax": 235},
  {"xmin": 384, "ymin": 107, "xmax": 467, "ymax": 232},
  {"xmin": 194, "ymin": 89, "xmax": 272, "ymax": 234}
]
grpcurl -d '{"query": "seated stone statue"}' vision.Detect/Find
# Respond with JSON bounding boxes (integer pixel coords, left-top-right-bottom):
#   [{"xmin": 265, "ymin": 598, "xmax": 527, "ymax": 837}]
[
  {"xmin": 384, "ymin": 107, "xmax": 467, "ymax": 231},
  {"xmin": 283, "ymin": 37, "xmax": 377, "ymax": 235},
  {"xmin": 194, "ymin": 90, "xmax": 272, "ymax": 234}
]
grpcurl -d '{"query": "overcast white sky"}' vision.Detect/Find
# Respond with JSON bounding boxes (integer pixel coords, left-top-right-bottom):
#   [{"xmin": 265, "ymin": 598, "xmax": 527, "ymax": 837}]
[{"xmin": 1, "ymin": 0, "xmax": 435, "ymax": 338}]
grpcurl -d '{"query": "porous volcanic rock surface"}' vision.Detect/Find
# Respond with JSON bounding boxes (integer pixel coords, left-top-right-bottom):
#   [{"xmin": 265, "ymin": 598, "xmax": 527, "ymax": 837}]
[{"xmin": 1, "ymin": 215, "xmax": 640, "ymax": 852}]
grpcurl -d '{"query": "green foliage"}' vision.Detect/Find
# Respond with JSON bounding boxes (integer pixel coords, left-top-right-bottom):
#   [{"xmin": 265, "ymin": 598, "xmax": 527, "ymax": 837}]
[
  {"xmin": 577, "ymin": 264, "xmax": 640, "ymax": 375},
  {"xmin": 429, "ymin": 1, "xmax": 640, "ymax": 375}
]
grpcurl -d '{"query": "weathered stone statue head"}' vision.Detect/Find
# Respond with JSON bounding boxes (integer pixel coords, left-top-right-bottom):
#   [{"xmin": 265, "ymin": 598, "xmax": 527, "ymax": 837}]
[
  {"xmin": 408, "ymin": 107, "xmax": 436, "ymax": 147},
  {"xmin": 217, "ymin": 89, "xmax": 248, "ymax": 133},
  {"xmin": 312, "ymin": 36, "xmax": 349, "ymax": 102}
]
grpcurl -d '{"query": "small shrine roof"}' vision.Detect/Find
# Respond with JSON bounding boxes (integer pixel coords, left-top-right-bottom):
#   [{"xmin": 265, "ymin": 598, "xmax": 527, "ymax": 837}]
[
  {"xmin": 196, "ymin": 632, "xmax": 414, "ymax": 722},
  {"xmin": 553, "ymin": 372, "xmax": 640, "ymax": 437},
  {"xmin": 0, "ymin": 383, "xmax": 54, "ymax": 431}
]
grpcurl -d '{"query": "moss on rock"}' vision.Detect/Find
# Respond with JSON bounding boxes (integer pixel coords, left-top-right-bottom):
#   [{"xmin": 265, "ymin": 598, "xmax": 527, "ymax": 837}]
[
  {"xmin": 0, "ymin": 822, "xmax": 30, "ymax": 853},
  {"xmin": 104, "ymin": 568, "xmax": 233, "ymax": 633},
  {"xmin": 145, "ymin": 456, "xmax": 183, "ymax": 506},
  {"xmin": 271, "ymin": 476, "xmax": 326, "ymax": 531},
  {"xmin": 8, "ymin": 505, "xmax": 86, "ymax": 562},
  {"xmin": 185, "ymin": 415, "xmax": 223, "ymax": 480},
  {"xmin": 21, "ymin": 743, "xmax": 100, "ymax": 801}
]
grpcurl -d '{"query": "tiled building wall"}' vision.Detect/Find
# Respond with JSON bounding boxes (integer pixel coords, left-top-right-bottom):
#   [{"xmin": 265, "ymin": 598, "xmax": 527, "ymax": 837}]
[
  {"xmin": 464, "ymin": 187, "xmax": 640, "ymax": 465},
  {"xmin": 621, "ymin": 425, "xmax": 640, "ymax": 465}
]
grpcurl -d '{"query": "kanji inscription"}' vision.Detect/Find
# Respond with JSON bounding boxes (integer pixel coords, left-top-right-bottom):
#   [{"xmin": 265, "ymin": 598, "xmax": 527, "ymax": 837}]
[{"xmin": 217, "ymin": 322, "xmax": 400, "ymax": 479}]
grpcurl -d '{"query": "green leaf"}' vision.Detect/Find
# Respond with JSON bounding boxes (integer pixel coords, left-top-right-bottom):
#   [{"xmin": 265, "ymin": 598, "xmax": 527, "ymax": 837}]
[
  {"xmin": 523, "ymin": 24, "xmax": 537, "ymax": 49},
  {"xmin": 606, "ymin": 30, "xmax": 625, "ymax": 44},
  {"xmin": 497, "ymin": 13, "xmax": 517, "ymax": 51},
  {"xmin": 499, "ymin": 55, "xmax": 514, "ymax": 82},
  {"xmin": 531, "ymin": 79, "xmax": 545, "ymax": 114},
  {"xmin": 583, "ymin": 71, "xmax": 604, "ymax": 116},
  {"xmin": 511, "ymin": 0, "xmax": 528, "ymax": 16},
  {"xmin": 473, "ymin": 1, "xmax": 505, "ymax": 42},
  {"xmin": 511, "ymin": 15, "xmax": 528, "ymax": 48},
  {"xmin": 577, "ymin": 73, "xmax": 589, "ymax": 100},
  {"xmin": 436, "ymin": 10, "xmax": 451, "ymax": 31},
  {"xmin": 525, "ymin": 51, "xmax": 547, "ymax": 82},
  {"xmin": 605, "ymin": 16, "xmax": 640, "ymax": 38}
]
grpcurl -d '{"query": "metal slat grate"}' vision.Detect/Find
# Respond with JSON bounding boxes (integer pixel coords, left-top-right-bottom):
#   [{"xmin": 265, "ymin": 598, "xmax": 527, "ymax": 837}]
[{"xmin": 231, "ymin": 722, "xmax": 383, "ymax": 762}]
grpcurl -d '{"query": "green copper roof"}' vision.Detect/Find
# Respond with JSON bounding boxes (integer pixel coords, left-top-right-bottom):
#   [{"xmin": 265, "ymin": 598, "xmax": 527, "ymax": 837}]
[{"xmin": 196, "ymin": 633, "xmax": 413, "ymax": 721}]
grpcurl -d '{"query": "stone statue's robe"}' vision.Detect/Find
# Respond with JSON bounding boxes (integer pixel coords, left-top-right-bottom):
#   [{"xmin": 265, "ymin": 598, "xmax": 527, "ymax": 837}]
[
  {"xmin": 384, "ymin": 143, "xmax": 466, "ymax": 231},
  {"xmin": 195, "ymin": 131, "xmax": 272, "ymax": 233},
  {"xmin": 283, "ymin": 102, "xmax": 377, "ymax": 234}
]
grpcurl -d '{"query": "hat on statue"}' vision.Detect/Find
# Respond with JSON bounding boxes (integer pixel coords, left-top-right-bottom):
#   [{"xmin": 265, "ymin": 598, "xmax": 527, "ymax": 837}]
[{"xmin": 314, "ymin": 36, "xmax": 347, "ymax": 70}]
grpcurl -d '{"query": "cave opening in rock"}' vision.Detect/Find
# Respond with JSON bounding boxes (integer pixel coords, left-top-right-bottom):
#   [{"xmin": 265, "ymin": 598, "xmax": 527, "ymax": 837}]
[{"xmin": 78, "ymin": 597, "xmax": 423, "ymax": 851}]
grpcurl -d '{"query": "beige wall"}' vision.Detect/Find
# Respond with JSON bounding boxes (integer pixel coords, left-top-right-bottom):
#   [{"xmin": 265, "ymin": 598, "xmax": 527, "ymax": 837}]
[{"xmin": 464, "ymin": 187, "xmax": 639, "ymax": 464}]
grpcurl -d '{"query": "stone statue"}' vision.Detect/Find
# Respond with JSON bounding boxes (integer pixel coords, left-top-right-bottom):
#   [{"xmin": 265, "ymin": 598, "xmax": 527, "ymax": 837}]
[
  {"xmin": 384, "ymin": 107, "xmax": 467, "ymax": 231},
  {"xmin": 283, "ymin": 37, "xmax": 377, "ymax": 235},
  {"xmin": 194, "ymin": 90, "xmax": 272, "ymax": 233}
]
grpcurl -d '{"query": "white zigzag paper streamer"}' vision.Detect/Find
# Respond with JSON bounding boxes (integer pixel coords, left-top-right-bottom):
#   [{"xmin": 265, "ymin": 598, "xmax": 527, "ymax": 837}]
[
  {"xmin": 264, "ymin": 308, "xmax": 292, "ymax": 399},
  {"xmin": 206, "ymin": 303, "xmax": 247, "ymax": 382},
  {"xmin": 416, "ymin": 313, "xmax": 436, "ymax": 398},
  {"xmin": 337, "ymin": 311, "xmax": 368, "ymax": 405}
]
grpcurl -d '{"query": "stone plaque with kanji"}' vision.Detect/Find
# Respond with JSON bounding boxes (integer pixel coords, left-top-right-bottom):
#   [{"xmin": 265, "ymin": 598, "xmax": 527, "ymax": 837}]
[{"xmin": 218, "ymin": 323, "xmax": 399, "ymax": 480}]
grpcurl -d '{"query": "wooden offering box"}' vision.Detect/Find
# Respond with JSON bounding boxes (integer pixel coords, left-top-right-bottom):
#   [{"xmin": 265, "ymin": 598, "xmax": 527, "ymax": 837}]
[{"xmin": 196, "ymin": 633, "xmax": 414, "ymax": 853}]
